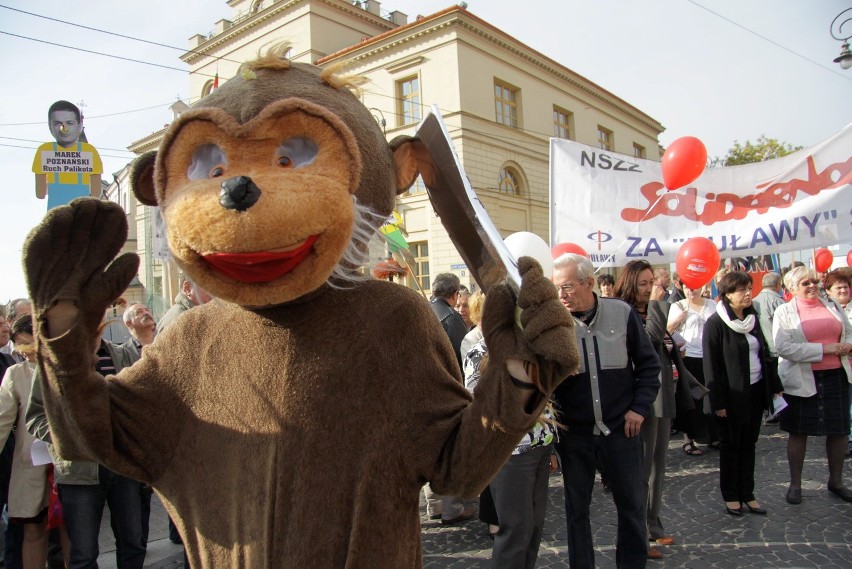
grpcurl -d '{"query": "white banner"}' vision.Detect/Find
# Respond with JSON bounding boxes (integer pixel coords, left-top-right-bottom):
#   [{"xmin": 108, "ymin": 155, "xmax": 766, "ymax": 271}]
[{"xmin": 549, "ymin": 124, "xmax": 852, "ymax": 267}]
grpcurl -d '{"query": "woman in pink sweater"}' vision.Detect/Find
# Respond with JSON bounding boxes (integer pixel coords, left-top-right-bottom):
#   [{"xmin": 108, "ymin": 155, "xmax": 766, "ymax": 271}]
[{"xmin": 774, "ymin": 267, "xmax": 852, "ymax": 505}]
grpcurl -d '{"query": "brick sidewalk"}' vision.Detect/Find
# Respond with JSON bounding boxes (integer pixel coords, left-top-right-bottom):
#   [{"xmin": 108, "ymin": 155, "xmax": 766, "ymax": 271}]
[{"xmin": 100, "ymin": 422, "xmax": 852, "ymax": 568}]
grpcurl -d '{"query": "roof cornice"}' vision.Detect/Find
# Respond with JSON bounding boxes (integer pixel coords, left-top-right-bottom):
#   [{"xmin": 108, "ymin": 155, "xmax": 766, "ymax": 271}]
[
  {"xmin": 128, "ymin": 127, "xmax": 167, "ymax": 155},
  {"xmin": 455, "ymin": 20, "xmax": 664, "ymax": 133},
  {"xmin": 317, "ymin": 6, "xmax": 457, "ymax": 63},
  {"xmin": 182, "ymin": 0, "xmax": 394, "ymax": 66},
  {"xmin": 320, "ymin": 8, "xmax": 663, "ymax": 134}
]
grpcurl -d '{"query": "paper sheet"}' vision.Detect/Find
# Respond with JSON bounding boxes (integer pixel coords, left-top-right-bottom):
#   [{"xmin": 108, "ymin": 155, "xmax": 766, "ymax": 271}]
[
  {"xmin": 416, "ymin": 107, "xmax": 521, "ymax": 293},
  {"xmin": 769, "ymin": 393, "xmax": 788, "ymax": 419},
  {"xmin": 30, "ymin": 439, "xmax": 53, "ymax": 466}
]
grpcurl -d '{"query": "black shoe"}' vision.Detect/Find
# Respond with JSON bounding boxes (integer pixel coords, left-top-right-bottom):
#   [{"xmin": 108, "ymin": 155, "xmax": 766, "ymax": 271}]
[
  {"xmin": 827, "ymin": 484, "xmax": 852, "ymax": 502},
  {"xmin": 743, "ymin": 502, "xmax": 767, "ymax": 515},
  {"xmin": 786, "ymin": 487, "xmax": 802, "ymax": 504},
  {"xmin": 725, "ymin": 505, "xmax": 743, "ymax": 517},
  {"xmin": 428, "ymin": 514, "xmax": 441, "ymax": 520}
]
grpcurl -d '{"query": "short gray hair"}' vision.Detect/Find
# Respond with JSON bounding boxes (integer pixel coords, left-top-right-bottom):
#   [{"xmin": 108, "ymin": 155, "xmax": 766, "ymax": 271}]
[
  {"xmin": 783, "ymin": 266, "xmax": 817, "ymax": 291},
  {"xmin": 553, "ymin": 253, "xmax": 595, "ymax": 281},
  {"xmin": 6, "ymin": 298, "xmax": 30, "ymax": 321},
  {"xmin": 432, "ymin": 273, "xmax": 460, "ymax": 299},
  {"xmin": 123, "ymin": 303, "xmax": 145, "ymax": 324},
  {"xmin": 761, "ymin": 272, "xmax": 781, "ymax": 288}
]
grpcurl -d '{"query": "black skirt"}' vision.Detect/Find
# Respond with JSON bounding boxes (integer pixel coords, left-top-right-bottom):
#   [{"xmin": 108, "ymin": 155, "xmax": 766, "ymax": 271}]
[{"xmin": 780, "ymin": 367, "xmax": 851, "ymax": 436}]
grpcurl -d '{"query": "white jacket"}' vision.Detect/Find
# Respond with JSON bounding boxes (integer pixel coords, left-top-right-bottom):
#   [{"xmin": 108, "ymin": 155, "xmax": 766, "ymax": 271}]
[
  {"xmin": 773, "ymin": 297, "xmax": 852, "ymax": 397},
  {"xmin": 0, "ymin": 361, "xmax": 49, "ymax": 517}
]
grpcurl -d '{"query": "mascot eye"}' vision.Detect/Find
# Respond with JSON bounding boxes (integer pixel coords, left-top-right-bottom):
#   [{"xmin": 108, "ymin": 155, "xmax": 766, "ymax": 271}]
[
  {"xmin": 188, "ymin": 144, "xmax": 228, "ymax": 181},
  {"xmin": 275, "ymin": 137, "xmax": 318, "ymax": 169}
]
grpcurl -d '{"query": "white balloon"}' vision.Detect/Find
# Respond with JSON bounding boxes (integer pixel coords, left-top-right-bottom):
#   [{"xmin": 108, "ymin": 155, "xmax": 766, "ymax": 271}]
[{"xmin": 503, "ymin": 232, "xmax": 554, "ymax": 278}]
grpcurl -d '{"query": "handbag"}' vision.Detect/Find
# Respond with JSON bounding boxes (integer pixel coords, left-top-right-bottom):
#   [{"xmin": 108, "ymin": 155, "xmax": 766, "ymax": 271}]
[{"xmin": 668, "ymin": 333, "xmax": 710, "ymax": 408}]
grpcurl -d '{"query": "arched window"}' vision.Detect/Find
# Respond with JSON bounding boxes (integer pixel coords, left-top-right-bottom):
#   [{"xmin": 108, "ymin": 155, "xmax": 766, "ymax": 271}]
[
  {"xmin": 201, "ymin": 80, "xmax": 215, "ymax": 97},
  {"xmin": 497, "ymin": 166, "xmax": 522, "ymax": 195}
]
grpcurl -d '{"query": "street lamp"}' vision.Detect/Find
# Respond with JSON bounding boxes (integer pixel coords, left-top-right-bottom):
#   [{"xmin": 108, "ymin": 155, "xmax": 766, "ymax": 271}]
[
  {"xmin": 368, "ymin": 107, "xmax": 387, "ymax": 135},
  {"xmin": 831, "ymin": 8, "xmax": 852, "ymax": 70}
]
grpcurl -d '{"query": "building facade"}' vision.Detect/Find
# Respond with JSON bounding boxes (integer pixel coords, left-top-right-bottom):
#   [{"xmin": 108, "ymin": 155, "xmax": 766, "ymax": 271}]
[{"xmin": 120, "ymin": 0, "xmax": 663, "ymax": 306}]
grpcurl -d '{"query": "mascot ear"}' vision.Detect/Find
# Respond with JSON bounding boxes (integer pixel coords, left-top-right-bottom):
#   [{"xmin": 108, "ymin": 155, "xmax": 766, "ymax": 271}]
[
  {"xmin": 390, "ymin": 136, "xmax": 436, "ymax": 196},
  {"xmin": 131, "ymin": 151, "xmax": 159, "ymax": 207}
]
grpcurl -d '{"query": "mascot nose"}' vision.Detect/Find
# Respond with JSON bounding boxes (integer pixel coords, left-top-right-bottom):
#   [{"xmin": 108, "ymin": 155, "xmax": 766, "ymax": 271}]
[{"xmin": 219, "ymin": 176, "xmax": 261, "ymax": 211}]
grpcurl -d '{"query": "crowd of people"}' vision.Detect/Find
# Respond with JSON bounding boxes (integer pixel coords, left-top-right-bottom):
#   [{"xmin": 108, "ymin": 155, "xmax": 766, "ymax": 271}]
[
  {"xmin": 0, "ymin": 278, "xmax": 211, "ymax": 569},
  {"xmin": 440, "ymin": 259, "xmax": 851, "ymax": 568},
  {"xmin": 1, "ymin": 259, "xmax": 850, "ymax": 568}
]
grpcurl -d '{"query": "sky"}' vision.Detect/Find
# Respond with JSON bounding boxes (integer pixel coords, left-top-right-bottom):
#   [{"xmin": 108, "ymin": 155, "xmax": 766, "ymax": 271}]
[{"xmin": 0, "ymin": 0, "xmax": 850, "ymax": 300}]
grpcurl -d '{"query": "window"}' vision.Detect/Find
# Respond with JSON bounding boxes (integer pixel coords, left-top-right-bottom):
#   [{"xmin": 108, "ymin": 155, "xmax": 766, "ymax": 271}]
[
  {"xmin": 410, "ymin": 241, "xmax": 429, "ymax": 290},
  {"xmin": 633, "ymin": 143, "xmax": 646, "ymax": 159},
  {"xmin": 494, "ymin": 81, "xmax": 519, "ymax": 128},
  {"xmin": 201, "ymin": 80, "xmax": 215, "ymax": 97},
  {"xmin": 497, "ymin": 166, "xmax": 521, "ymax": 195},
  {"xmin": 404, "ymin": 175, "xmax": 426, "ymax": 197},
  {"xmin": 397, "ymin": 76, "xmax": 421, "ymax": 126},
  {"xmin": 553, "ymin": 106, "xmax": 573, "ymax": 139},
  {"xmin": 597, "ymin": 126, "xmax": 613, "ymax": 151}
]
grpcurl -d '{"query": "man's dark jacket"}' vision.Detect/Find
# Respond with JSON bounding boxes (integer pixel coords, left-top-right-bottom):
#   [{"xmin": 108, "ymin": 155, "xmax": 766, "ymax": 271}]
[{"xmin": 429, "ymin": 297, "xmax": 468, "ymax": 373}]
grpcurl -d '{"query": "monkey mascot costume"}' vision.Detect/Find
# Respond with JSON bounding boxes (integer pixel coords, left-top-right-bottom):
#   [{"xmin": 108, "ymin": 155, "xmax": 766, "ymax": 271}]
[{"xmin": 23, "ymin": 47, "xmax": 578, "ymax": 568}]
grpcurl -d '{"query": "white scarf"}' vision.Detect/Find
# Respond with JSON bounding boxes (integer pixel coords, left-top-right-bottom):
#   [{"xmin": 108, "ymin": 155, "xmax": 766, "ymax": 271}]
[{"xmin": 716, "ymin": 301, "xmax": 755, "ymax": 335}]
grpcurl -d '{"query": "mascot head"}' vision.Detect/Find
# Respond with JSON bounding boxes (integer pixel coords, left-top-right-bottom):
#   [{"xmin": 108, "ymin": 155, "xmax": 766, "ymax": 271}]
[{"xmin": 131, "ymin": 46, "xmax": 426, "ymax": 307}]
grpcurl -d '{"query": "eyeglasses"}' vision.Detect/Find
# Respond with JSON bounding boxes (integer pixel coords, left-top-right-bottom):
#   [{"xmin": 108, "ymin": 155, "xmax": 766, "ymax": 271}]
[
  {"xmin": 557, "ymin": 281, "xmax": 585, "ymax": 294},
  {"xmin": 799, "ymin": 279, "xmax": 819, "ymax": 287}
]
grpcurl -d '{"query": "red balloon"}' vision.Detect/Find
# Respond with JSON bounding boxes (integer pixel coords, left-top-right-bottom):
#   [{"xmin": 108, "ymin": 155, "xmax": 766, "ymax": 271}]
[
  {"xmin": 551, "ymin": 242, "xmax": 589, "ymax": 259},
  {"xmin": 661, "ymin": 136, "xmax": 708, "ymax": 191},
  {"xmin": 814, "ymin": 248, "xmax": 833, "ymax": 273},
  {"xmin": 675, "ymin": 237, "xmax": 720, "ymax": 290},
  {"xmin": 847, "ymin": 250, "xmax": 852, "ymax": 267}
]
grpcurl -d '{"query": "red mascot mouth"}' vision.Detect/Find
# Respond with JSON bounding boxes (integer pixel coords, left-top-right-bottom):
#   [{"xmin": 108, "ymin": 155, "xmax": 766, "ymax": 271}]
[{"xmin": 202, "ymin": 235, "xmax": 319, "ymax": 283}]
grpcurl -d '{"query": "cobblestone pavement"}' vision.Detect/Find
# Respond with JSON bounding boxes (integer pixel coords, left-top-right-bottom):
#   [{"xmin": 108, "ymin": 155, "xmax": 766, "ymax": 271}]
[{"xmin": 100, "ymin": 422, "xmax": 852, "ymax": 568}]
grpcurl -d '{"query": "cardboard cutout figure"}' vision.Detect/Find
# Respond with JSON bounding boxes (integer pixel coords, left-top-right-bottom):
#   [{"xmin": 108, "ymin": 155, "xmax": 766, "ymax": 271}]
[
  {"xmin": 23, "ymin": 48, "xmax": 578, "ymax": 568},
  {"xmin": 32, "ymin": 100, "xmax": 103, "ymax": 209}
]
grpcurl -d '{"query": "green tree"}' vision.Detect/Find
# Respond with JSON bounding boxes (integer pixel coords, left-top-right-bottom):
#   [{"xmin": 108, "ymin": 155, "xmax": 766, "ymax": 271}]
[{"xmin": 712, "ymin": 135, "xmax": 803, "ymax": 166}]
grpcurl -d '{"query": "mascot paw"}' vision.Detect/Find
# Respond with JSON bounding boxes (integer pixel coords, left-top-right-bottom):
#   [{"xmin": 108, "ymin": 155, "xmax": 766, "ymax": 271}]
[
  {"xmin": 481, "ymin": 257, "xmax": 578, "ymax": 377},
  {"xmin": 23, "ymin": 198, "xmax": 140, "ymax": 334},
  {"xmin": 516, "ymin": 257, "xmax": 577, "ymax": 371}
]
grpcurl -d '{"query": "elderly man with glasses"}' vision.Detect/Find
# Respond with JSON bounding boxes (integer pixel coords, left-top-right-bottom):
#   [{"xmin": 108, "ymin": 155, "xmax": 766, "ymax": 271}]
[{"xmin": 551, "ymin": 253, "xmax": 661, "ymax": 568}]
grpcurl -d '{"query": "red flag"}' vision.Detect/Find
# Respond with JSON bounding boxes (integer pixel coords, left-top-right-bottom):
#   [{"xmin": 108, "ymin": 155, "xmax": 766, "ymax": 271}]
[{"xmin": 213, "ymin": 72, "xmax": 219, "ymax": 90}]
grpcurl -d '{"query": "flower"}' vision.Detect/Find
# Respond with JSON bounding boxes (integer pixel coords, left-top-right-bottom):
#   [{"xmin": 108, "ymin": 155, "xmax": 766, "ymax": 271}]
[{"xmin": 372, "ymin": 258, "xmax": 407, "ymax": 280}]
